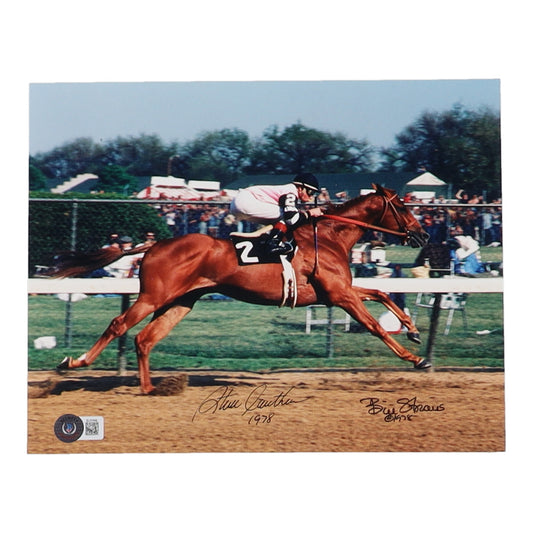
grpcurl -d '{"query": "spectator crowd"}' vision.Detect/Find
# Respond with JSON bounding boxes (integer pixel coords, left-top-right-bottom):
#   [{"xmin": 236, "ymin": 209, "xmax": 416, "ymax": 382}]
[
  {"xmin": 159, "ymin": 203, "xmax": 246, "ymax": 238},
  {"xmin": 93, "ymin": 188, "xmax": 502, "ymax": 280},
  {"xmin": 404, "ymin": 191, "xmax": 502, "ymax": 247},
  {"xmin": 154, "ymin": 188, "xmax": 502, "ymax": 249}
]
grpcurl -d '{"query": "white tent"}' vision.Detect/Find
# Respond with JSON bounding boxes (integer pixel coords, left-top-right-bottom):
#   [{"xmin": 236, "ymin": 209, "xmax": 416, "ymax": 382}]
[
  {"xmin": 405, "ymin": 172, "xmax": 448, "ymax": 201},
  {"xmin": 406, "ymin": 172, "xmax": 446, "ymax": 186}
]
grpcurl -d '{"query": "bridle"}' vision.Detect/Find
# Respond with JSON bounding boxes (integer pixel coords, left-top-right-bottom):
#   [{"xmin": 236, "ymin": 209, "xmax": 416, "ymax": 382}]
[
  {"xmin": 310, "ymin": 192, "xmax": 421, "ymax": 277},
  {"xmin": 320, "ymin": 193, "xmax": 411, "ymax": 240}
]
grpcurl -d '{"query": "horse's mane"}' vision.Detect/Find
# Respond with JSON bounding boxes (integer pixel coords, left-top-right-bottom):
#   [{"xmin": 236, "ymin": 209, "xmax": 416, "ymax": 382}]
[{"xmin": 322, "ymin": 193, "xmax": 376, "ymax": 217}]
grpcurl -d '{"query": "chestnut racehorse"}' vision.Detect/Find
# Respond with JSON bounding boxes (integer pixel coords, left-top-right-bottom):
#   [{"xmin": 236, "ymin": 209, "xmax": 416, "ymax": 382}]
[{"xmin": 53, "ymin": 184, "xmax": 430, "ymax": 394}]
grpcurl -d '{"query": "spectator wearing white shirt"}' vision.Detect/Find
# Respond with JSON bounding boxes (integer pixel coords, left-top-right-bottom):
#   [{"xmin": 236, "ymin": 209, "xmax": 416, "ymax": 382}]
[{"xmin": 448, "ymin": 226, "xmax": 485, "ymax": 275}]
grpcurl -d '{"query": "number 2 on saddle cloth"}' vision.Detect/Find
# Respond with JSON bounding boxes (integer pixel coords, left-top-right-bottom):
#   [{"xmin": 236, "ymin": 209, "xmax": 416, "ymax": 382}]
[{"xmin": 230, "ymin": 233, "xmax": 295, "ymax": 266}]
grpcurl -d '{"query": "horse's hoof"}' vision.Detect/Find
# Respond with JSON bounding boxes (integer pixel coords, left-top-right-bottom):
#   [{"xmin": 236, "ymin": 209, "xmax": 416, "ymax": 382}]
[
  {"xmin": 407, "ymin": 332, "xmax": 421, "ymax": 344},
  {"xmin": 414, "ymin": 359, "xmax": 431, "ymax": 370},
  {"xmin": 56, "ymin": 356, "xmax": 72, "ymax": 372}
]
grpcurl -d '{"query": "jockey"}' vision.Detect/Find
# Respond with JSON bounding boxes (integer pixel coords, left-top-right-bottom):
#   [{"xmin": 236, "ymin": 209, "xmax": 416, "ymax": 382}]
[{"xmin": 230, "ymin": 173, "xmax": 323, "ymax": 254}]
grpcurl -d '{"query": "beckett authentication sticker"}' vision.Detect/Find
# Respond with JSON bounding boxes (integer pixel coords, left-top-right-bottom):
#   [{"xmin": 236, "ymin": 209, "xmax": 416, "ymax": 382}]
[
  {"xmin": 79, "ymin": 416, "xmax": 105, "ymax": 441},
  {"xmin": 54, "ymin": 415, "xmax": 104, "ymax": 442},
  {"xmin": 54, "ymin": 414, "xmax": 84, "ymax": 443}
]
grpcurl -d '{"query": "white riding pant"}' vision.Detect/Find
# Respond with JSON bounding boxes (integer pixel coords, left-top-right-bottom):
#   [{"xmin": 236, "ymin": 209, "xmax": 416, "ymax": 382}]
[{"xmin": 230, "ymin": 189, "xmax": 282, "ymax": 225}]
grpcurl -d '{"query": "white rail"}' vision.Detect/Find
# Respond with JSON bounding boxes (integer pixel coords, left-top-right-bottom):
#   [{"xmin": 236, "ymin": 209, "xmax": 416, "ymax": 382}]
[
  {"xmin": 352, "ymin": 276, "xmax": 503, "ymax": 293},
  {"xmin": 28, "ymin": 278, "xmax": 140, "ymax": 294},
  {"xmin": 27, "ymin": 276, "xmax": 503, "ymax": 295}
]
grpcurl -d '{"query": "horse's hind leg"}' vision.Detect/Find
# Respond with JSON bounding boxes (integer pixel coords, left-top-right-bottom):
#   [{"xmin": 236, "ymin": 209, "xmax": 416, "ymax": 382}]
[
  {"xmin": 334, "ymin": 287, "xmax": 430, "ymax": 369},
  {"xmin": 357, "ymin": 287, "xmax": 421, "ymax": 344},
  {"xmin": 134, "ymin": 302, "xmax": 195, "ymax": 394},
  {"xmin": 57, "ymin": 294, "xmax": 159, "ymax": 371}
]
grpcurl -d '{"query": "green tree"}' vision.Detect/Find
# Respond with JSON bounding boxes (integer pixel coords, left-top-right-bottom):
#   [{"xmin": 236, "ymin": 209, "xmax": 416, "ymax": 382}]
[
  {"xmin": 248, "ymin": 123, "xmax": 375, "ymax": 174},
  {"xmin": 29, "ymin": 160, "xmax": 48, "ymax": 191},
  {"xmin": 102, "ymin": 133, "xmax": 178, "ymax": 176},
  {"xmin": 379, "ymin": 105, "xmax": 501, "ymax": 198},
  {"xmin": 31, "ymin": 134, "xmax": 181, "ymax": 183},
  {"xmin": 32, "ymin": 137, "xmax": 104, "ymax": 181},
  {"xmin": 92, "ymin": 164, "xmax": 138, "ymax": 194},
  {"xmin": 180, "ymin": 128, "xmax": 251, "ymax": 186}
]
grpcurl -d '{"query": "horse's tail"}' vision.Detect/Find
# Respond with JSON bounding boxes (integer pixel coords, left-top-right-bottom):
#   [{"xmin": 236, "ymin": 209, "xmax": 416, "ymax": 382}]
[{"xmin": 46, "ymin": 243, "xmax": 153, "ymax": 278}]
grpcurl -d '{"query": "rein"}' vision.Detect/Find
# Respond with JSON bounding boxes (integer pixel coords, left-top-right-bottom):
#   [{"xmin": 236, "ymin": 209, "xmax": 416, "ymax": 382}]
[
  {"xmin": 308, "ymin": 192, "xmax": 411, "ymax": 279},
  {"xmin": 319, "ymin": 214, "xmax": 408, "ymax": 238}
]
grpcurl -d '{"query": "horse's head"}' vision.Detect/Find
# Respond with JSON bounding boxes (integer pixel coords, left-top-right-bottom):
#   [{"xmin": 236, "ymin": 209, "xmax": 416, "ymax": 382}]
[{"xmin": 371, "ymin": 184, "xmax": 429, "ymax": 248}]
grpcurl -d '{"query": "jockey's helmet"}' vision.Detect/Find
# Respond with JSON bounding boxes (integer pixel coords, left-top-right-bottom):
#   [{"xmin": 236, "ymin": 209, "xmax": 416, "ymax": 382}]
[{"xmin": 293, "ymin": 173, "xmax": 320, "ymax": 194}]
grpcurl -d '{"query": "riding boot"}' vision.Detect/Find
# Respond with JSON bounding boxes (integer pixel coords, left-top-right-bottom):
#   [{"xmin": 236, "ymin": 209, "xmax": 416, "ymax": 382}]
[{"xmin": 266, "ymin": 226, "xmax": 293, "ymax": 255}]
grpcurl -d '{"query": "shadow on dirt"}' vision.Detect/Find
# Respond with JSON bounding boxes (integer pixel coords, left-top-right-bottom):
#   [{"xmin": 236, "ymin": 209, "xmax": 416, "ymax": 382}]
[{"xmin": 28, "ymin": 372, "xmax": 262, "ymax": 397}]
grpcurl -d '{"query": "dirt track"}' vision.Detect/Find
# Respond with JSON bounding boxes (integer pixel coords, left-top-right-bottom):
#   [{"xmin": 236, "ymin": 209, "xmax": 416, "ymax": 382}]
[{"xmin": 27, "ymin": 369, "xmax": 504, "ymax": 453}]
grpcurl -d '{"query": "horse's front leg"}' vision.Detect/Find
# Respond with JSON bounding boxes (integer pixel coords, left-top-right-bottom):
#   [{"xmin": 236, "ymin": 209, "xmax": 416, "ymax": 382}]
[
  {"xmin": 357, "ymin": 287, "xmax": 421, "ymax": 344},
  {"xmin": 134, "ymin": 303, "xmax": 194, "ymax": 394},
  {"xmin": 333, "ymin": 287, "xmax": 430, "ymax": 369}
]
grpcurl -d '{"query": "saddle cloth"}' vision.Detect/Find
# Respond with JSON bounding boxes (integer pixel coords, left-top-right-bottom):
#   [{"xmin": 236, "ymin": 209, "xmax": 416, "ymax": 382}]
[{"xmin": 230, "ymin": 229, "xmax": 298, "ymax": 308}]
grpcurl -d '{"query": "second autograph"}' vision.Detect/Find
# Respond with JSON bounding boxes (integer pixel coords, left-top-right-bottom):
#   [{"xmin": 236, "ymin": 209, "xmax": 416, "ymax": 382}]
[{"xmin": 360, "ymin": 396, "xmax": 445, "ymax": 422}]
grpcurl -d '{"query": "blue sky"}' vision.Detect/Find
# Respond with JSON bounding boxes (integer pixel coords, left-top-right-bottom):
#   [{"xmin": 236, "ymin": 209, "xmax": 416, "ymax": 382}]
[{"xmin": 29, "ymin": 79, "xmax": 500, "ymax": 155}]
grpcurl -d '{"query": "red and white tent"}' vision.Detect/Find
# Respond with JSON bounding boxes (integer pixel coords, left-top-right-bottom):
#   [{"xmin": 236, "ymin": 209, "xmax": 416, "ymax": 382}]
[{"xmin": 136, "ymin": 176, "xmax": 221, "ymax": 200}]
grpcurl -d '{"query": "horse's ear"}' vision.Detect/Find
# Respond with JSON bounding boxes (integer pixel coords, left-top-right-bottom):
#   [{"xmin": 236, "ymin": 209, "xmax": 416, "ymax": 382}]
[{"xmin": 372, "ymin": 183, "xmax": 385, "ymax": 195}]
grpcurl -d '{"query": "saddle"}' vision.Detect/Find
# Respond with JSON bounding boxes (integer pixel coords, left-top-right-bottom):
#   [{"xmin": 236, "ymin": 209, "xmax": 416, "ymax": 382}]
[{"xmin": 230, "ymin": 226, "xmax": 298, "ymax": 308}]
